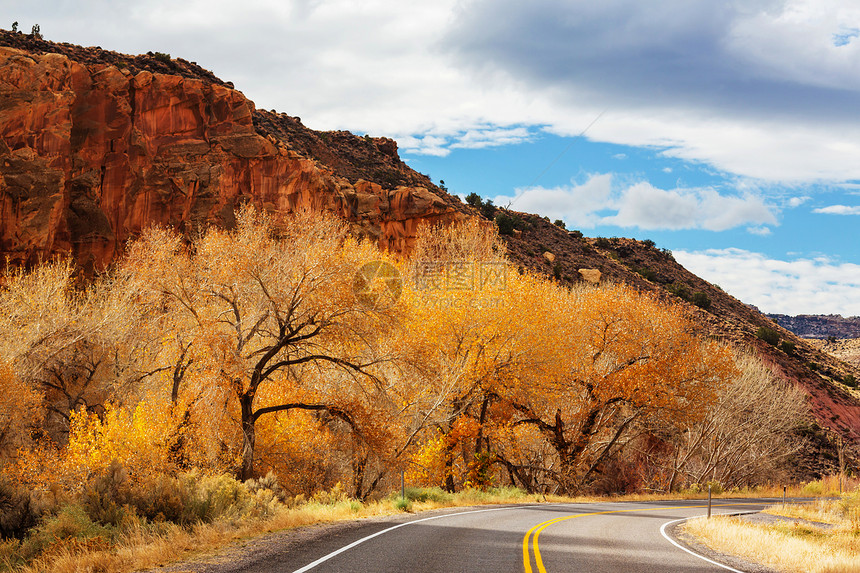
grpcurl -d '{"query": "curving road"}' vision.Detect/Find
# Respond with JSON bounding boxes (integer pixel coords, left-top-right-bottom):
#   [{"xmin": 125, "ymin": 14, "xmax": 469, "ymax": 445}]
[{"xmin": 199, "ymin": 499, "xmax": 779, "ymax": 573}]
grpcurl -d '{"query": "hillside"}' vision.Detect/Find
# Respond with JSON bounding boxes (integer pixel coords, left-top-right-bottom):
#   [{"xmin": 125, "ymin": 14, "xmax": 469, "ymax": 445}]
[
  {"xmin": 0, "ymin": 30, "xmax": 857, "ymax": 466},
  {"xmin": 810, "ymin": 338, "xmax": 860, "ymax": 369},
  {"xmin": 768, "ymin": 314, "xmax": 860, "ymax": 340}
]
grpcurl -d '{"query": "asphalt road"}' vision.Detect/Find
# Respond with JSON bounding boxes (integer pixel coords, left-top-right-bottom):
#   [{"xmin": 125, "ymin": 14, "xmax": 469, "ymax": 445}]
[{"xmin": 205, "ymin": 498, "xmax": 779, "ymax": 573}]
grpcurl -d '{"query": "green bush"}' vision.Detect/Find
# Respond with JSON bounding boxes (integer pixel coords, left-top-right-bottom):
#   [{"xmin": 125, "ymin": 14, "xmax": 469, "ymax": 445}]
[
  {"xmin": 153, "ymin": 51, "xmax": 171, "ymax": 63},
  {"xmin": 480, "ymin": 200, "xmax": 496, "ymax": 220},
  {"xmin": 780, "ymin": 340, "xmax": 796, "ymax": 355},
  {"xmin": 393, "ymin": 497, "xmax": 412, "ymax": 512},
  {"xmin": 553, "ymin": 219, "xmax": 566, "ymax": 230},
  {"xmin": 568, "ymin": 230, "xmax": 583, "ymax": 239},
  {"xmin": 465, "ymin": 192, "xmax": 483, "ymax": 207},
  {"xmin": 495, "ymin": 212, "xmax": 515, "ymax": 235},
  {"xmin": 18, "ymin": 505, "xmax": 113, "ymax": 561},
  {"xmin": 81, "ymin": 461, "xmax": 133, "ymax": 526},
  {"xmin": 691, "ymin": 291, "xmax": 711, "ymax": 310},
  {"xmin": 844, "ymin": 374, "xmax": 857, "ymax": 388},
  {"xmin": 756, "ymin": 326, "xmax": 780, "ymax": 346},
  {"xmin": 632, "ymin": 266, "xmax": 656, "ymax": 281},
  {"xmin": 668, "ymin": 283, "xmax": 692, "ymax": 301},
  {"xmin": 402, "ymin": 487, "xmax": 453, "ymax": 503}
]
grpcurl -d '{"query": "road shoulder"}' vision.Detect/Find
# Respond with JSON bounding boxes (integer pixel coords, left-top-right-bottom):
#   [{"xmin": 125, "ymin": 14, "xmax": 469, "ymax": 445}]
[{"xmin": 667, "ymin": 517, "xmax": 781, "ymax": 573}]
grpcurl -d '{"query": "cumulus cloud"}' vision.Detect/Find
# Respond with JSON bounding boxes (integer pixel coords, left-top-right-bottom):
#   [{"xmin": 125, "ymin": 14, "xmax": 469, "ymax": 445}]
[
  {"xmin": 493, "ymin": 174, "xmax": 614, "ymax": 228},
  {"xmin": 813, "ymin": 205, "xmax": 860, "ymax": 215},
  {"xmin": 492, "ymin": 174, "xmax": 777, "ymax": 231},
  {"xmin": 450, "ymin": 126, "xmax": 535, "ymax": 150},
  {"xmin": 747, "ymin": 226, "xmax": 773, "ymax": 236},
  {"xmin": 673, "ymin": 249, "xmax": 860, "ymax": 316},
  {"xmin": 445, "ymin": 0, "xmax": 860, "ymax": 182},
  {"xmin": 16, "ymin": 0, "xmax": 860, "ymax": 183}
]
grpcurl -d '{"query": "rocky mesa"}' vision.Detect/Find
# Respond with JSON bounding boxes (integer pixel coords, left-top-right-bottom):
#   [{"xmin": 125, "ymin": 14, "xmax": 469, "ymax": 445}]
[{"xmin": 0, "ymin": 31, "xmax": 466, "ymax": 272}]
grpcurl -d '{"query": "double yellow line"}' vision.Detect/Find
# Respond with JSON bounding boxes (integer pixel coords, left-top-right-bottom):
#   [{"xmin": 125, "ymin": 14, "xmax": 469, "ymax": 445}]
[{"xmin": 522, "ymin": 502, "xmax": 764, "ymax": 573}]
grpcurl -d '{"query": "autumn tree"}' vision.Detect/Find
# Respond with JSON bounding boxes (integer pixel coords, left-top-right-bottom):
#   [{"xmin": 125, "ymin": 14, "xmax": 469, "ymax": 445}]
[
  {"xmin": 652, "ymin": 352, "xmax": 807, "ymax": 490},
  {"xmin": 399, "ymin": 219, "xmax": 533, "ymax": 490},
  {"xmin": 491, "ymin": 283, "xmax": 737, "ymax": 494},
  {"xmin": 0, "ymin": 259, "xmax": 146, "ymax": 444},
  {"xmin": 121, "ymin": 207, "xmax": 399, "ymax": 481}
]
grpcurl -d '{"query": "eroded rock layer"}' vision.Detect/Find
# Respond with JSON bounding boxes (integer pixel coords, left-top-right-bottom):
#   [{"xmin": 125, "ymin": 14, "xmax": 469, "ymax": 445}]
[{"xmin": 0, "ymin": 43, "xmax": 464, "ymax": 270}]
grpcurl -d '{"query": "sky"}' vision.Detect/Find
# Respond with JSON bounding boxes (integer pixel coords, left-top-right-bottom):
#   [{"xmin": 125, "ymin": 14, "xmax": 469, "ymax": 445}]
[{"xmin": 5, "ymin": 0, "xmax": 860, "ymax": 316}]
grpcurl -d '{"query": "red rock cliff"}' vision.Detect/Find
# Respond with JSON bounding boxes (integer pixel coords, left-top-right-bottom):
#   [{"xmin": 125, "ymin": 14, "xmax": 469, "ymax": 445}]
[{"xmin": 0, "ymin": 41, "xmax": 465, "ymax": 270}]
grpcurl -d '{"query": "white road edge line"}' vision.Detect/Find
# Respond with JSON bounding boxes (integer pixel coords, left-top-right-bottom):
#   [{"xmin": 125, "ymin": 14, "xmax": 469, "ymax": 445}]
[
  {"xmin": 660, "ymin": 513, "xmax": 759, "ymax": 573},
  {"xmin": 290, "ymin": 505, "xmax": 525, "ymax": 573}
]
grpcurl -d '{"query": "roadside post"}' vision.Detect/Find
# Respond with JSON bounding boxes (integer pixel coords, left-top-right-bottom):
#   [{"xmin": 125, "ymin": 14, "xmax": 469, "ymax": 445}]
[
  {"xmin": 783, "ymin": 485, "xmax": 786, "ymax": 508},
  {"xmin": 707, "ymin": 485, "xmax": 712, "ymax": 519}
]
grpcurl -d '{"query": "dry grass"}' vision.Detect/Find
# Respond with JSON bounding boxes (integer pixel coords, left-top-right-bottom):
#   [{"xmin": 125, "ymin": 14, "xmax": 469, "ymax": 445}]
[
  {"xmin": 1, "ymin": 482, "xmax": 842, "ymax": 573},
  {"xmin": 685, "ymin": 491, "xmax": 860, "ymax": 573},
  {"xmin": 0, "ymin": 487, "xmax": 544, "ymax": 573}
]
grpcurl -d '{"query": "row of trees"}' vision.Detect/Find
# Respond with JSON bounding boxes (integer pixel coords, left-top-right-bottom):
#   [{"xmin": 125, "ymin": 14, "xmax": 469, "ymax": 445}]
[{"xmin": 0, "ymin": 207, "xmax": 806, "ymax": 498}]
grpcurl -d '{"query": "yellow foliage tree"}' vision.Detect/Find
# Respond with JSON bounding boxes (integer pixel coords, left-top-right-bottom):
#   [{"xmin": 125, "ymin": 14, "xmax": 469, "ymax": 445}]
[{"xmin": 120, "ymin": 206, "xmax": 402, "ymax": 482}]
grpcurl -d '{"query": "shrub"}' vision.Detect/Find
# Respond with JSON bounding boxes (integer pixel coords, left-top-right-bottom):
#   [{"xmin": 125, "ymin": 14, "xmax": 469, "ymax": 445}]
[
  {"xmin": 780, "ymin": 341, "xmax": 796, "ymax": 355},
  {"xmin": 495, "ymin": 212, "xmax": 515, "ymax": 236},
  {"xmin": 553, "ymin": 219, "xmax": 566, "ymax": 230},
  {"xmin": 595, "ymin": 237, "xmax": 612, "ymax": 249},
  {"xmin": 403, "ymin": 487, "xmax": 452, "ymax": 503},
  {"xmin": 802, "ymin": 480, "xmax": 824, "ymax": 495},
  {"xmin": 81, "ymin": 461, "xmax": 132, "ymax": 527},
  {"xmin": 642, "ymin": 239, "xmax": 656, "ymax": 249},
  {"xmin": 245, "ymin": 471, "xmax": 288, "ymax": 503},
  {"xmin": 393, "ymin": 497, "xmax": 412, "ymax": 512},
  {"xmin": 844, "ymin": 374, "xmax": 857, "ymax": 388},
  {"xmin": 18, "ymin": 505, "xmax": 112, "ymax": 561},
  {"xmin": 691, "ymin": 291, "xmax": 711, "ymax": 310},
  {"xmin": 480, "ymin": 200, "xmax": 496, "ymax": 220},
  {"xmin": 668, "ymin": 283, "xmax": 692, "ymax": 301},
  {"xmin": 465, "ymin": 192, "xmax": 483, "ymax": 207},
  {"xmin": 309, "ymin": 482, "xmax": 348, "ymax": 506},
  {"xmin": 153, "ymin": 51, "xmax": 171, "ymax": 63},
  {"xmin": 0, "ymin": 478, "xmax": 43, "ymax": 539},
  {"xmin": 756, "ymin": 327, "xmax": 780, "ymax": 346},
  {"xmin": 569, "ymin": 230, "xmax": 583, "ymax": 239},
  {"xmin": 633, "ymin": 266, "xmax": 656, "ymax": 281}
]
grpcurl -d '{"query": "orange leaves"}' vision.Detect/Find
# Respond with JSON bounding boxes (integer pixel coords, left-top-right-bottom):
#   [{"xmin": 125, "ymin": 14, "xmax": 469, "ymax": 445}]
[
  {"xmin": 0, "ymin": 207, "xmax": 752, "ymax": 497},
  {"xmin": 0, "ymin": 360, "xmax": 42, "ymax": 455},
  {"xmin": 6, "ymin": 398, "xmax": 180, "ymax": 492}
]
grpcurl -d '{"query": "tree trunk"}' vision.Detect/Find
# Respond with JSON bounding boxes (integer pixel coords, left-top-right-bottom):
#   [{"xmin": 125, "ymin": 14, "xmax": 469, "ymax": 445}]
[{"xmin": 239, "ymin": 394, "xmax": 256, "ymax": 481}]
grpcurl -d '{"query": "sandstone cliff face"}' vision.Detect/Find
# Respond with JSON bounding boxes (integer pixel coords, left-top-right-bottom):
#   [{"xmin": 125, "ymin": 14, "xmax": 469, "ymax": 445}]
[{"xmin": 0, "ymin": 43, "xmax": 464, "ymax": 270}]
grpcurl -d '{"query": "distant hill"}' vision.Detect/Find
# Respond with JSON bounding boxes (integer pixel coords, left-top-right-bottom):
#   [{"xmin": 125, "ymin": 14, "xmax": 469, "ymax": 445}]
[{"xmin": 768, "ymin": 314, "xmax": 860, "ymax": 340}]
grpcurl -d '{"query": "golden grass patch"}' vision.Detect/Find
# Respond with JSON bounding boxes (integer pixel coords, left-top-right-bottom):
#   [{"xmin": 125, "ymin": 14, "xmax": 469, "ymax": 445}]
[{"xmin": 684, "ymin": 495, "xmax": 860, "ymax": 573}]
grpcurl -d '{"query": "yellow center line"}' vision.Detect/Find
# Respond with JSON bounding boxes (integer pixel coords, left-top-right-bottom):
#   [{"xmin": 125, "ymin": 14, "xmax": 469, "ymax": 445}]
[{"xmin": 522, "ymin": 502, "xmax": 766, "ymax": 573}]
